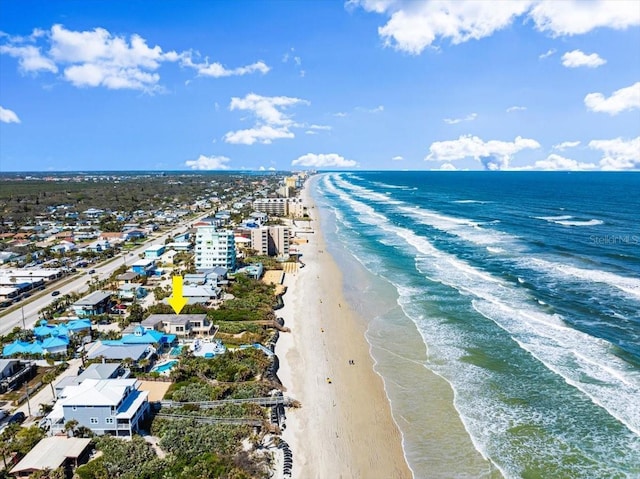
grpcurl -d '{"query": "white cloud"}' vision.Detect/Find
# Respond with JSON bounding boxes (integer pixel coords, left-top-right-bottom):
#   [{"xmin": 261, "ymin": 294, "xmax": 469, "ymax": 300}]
[
  {"xmin": 223, "ymin": 93, "xmax": 309, "ymax": 145},
  {"xmin": 354, "ymin": 0, "xmax": 531, "ymax": 54},
  {"xmin": 437, "ymin": 162, "xmax": 458, "ymax": 170},
  {"xmin": 392, "ymin": 155, "xmax": 404, "ymax": 161},
  {"xmin": 0, "ymin": 44, "xmax": 58, "ymax": 73},
  {"xmin": 553, "ymin": 140, "xmax": 580, "ymax": 150},
  {"xmin": 561, "ymin": 49, "xmax": 606, "ymax": 68},
  {"xmin": 444, "ymin": 112, "xmax": 477, "ymax": 124},
  {"xmin": 426, "ymin": 134, "xmax": 541, "ymax": 170},
  {"xmin": 538, "ymin": 48, "xmax": 556, "ymax": 59},
  {"xmin": 334, "ymin": 112, "xmax": 348, "ymax": 117},
  {"xmin": 0, "ymin": 24, "xmax": 267, "ymax": 91},
  {"xmin": 589, "ymin": 137, "xmax": 640, "ymax": 170},
  {"xmin": 506, "ymin": 105, "xmax": 527, "ymax": 113},
  {"xmin": 308, "ymin": 124, "xmax": 332, "ymax": 130},
  {"xmin": 183, "ymin": 58, "xmax": 270, "ymax": 78},
  {"xmin": 258, "ymin": 166, "xmax": 266, "ymax": 171},
  {"xmin": 0, "ymin": 106, "xmax": 21, "ymax": 123},
  {"xmin": 356, "ymin": 105, "xmax": 384, "ymax": 113},
  {"xmin": 292, "ymin": 153, "xmax": 357, "ymax": 168},
  {"xmin": 185, "ymin": 154, "xmax": 231, "ymax": 170},
  {"xmin": 532, "ymin": 154, "xmax": 595, "ymax": 170},
  {"xmin": 353, "ymin": 1, "xmax": 640, "ymax": 54},
  {"xmin": 584, "ymin": 82, "xmax": 640, "ymax": 115},
  {"xmin": 47, "ymin": 24, "xmax": 177, "ymax": 91},
  {"xmin": 529, "ymin": 0, "xmax": 640, "ymax": 36}
]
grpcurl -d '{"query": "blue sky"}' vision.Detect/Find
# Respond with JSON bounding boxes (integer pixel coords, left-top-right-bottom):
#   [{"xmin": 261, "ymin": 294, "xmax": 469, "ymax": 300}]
[{"xmin": 0, "ymin": 0, "xmax": 639, "ymax": 172}]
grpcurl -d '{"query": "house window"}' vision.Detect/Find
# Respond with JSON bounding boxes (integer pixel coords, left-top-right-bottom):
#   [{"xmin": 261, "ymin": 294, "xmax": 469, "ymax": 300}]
[
  {"xmin": 90, "ymin": 418, "xmax": 98, "ymax": 424},
  {"xmin": 72, "ymin": 406, "xmax": 77, "ymax": 411},
  {"xmin": 105, "ymin": 417, "xmax": 114, "ymax": 424}
]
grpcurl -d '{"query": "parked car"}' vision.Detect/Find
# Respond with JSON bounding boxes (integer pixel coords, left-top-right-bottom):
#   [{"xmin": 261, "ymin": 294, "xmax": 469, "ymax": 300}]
[
  {"xmin": 51, "ymin": 291, "xmax": 60, "ymax": 296},
  {"xmin": 7, "ymin": 411, "xmax": 26, "ymax": 425},
  {"xmin": 0, "ymin": 409, "xmax": 7, "ymax": 420}
]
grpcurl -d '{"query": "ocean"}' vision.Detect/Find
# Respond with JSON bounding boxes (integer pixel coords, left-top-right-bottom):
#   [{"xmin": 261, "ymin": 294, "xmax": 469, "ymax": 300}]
[{"xmin": 312, "ymin": 171, "xmax": 640, "ymax": 479}]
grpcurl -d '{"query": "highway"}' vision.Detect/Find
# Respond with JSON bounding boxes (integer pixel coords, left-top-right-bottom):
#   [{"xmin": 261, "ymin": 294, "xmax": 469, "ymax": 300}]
[{"xmin": 0, "ymin": 215, "xmax": 204, "ymax": 336}]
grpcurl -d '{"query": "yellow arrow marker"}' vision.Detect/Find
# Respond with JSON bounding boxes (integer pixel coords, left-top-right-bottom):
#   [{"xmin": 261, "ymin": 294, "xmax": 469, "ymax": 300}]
[{"xmin": 168, "ymin": 275, "xmax": 188, "ymax": 315}]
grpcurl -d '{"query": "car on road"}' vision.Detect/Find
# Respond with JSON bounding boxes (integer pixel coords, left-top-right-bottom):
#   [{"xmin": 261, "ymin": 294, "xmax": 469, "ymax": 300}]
[
  {"xmin": 88, "ymin": 269, "xmax": 96, "ymax": 274},
  {"xmin": 7, "ymin": 411, "xmax": 25, "ymax": 425},
  {"xmin": 51, "ymin": 291, "xmax": 60, "ymax": 296}
]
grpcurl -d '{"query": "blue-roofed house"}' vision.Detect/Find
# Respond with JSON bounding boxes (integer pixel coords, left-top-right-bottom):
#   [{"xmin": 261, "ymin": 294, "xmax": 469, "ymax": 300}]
[{"xmin": 121, "ymin": 325, "xmax": 176, "ymax": 347}]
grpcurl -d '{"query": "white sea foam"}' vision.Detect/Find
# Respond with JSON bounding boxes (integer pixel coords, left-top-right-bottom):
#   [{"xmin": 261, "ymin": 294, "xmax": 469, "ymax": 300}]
[
  {"xmin": 527, "ymin": 257, "xmax": 640, "ymax": 301},
  {"xmin": 330, "ymin": 179, "xmax": 640, "ymax": 440},
  {"xmin": 535, "ymin": 215, "xmax": 573, "ymax": 221},
  {"xmin": 555, "ymin": 219, "xmax": 604, "ymax": 227},
  {"xmin": 454, "ymin": 199, "xmax": 488, "ymax": 204},
  {"xmin": 535, "ymin": 215, "xmax": 604, "ymax": 227}
]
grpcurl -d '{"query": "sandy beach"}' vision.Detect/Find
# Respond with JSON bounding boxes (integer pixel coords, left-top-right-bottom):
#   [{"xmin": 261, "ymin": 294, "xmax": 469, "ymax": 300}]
[{"xmin": 278, "ymin": 180, "xmax": 412, "ymax": 479}]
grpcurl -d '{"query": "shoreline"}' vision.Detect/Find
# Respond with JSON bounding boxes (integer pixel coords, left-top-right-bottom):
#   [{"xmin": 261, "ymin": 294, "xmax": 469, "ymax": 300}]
[{"xmin": 277, "ymin": 177, "xmax": 412, "ymax": 478}]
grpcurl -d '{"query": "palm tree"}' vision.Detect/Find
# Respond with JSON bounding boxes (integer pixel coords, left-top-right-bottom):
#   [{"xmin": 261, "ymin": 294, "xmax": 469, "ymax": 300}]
[{"xmin": 43, "ymin": 370, "xmax": 58, "ymax": 399}]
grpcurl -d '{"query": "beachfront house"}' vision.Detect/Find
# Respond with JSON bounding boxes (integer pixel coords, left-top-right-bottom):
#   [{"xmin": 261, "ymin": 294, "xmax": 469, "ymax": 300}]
[
  {"xmin": 46, "ymin": 378, "xmax": 150, "ymax": 437},
  {"xmin": 54, "ymin": 362, "xmax": 128, "ymax": 396},
  {"xmin": 143, "ymin": 313, "xmax": 214, "ymax": 338}
]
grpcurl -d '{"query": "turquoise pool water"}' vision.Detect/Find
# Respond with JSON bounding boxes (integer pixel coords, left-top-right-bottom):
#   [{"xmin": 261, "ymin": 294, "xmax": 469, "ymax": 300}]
[
  {"xmin": 151, "ymin": 360, "xmax": 178, "ymax": 373},
  {"xmin": 169, "ymin": 346, "xmax": 183, "ymax": 356}
]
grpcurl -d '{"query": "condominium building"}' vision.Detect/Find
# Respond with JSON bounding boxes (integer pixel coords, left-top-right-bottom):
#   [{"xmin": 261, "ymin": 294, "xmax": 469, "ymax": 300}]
[
  {"xmin": 253, "ymin": 198, "xmax": 288, "ymax": 216},
  {"xmin": 195, "ymin": 226, "xmax": 236, "ymax": 270},
  {"xmin": 250, "ymin": 226, "xmax": 290, "ymax": 257}
]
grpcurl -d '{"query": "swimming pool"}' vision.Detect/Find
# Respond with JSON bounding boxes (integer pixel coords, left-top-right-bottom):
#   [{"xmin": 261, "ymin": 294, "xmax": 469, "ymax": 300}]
[
  {"xmin": 169, "ymin": 346, "xmax": 183, "ymax": 356},
  {"xmin": 151, "ymin": 360, "xmax": 178, "ymax": 373}
]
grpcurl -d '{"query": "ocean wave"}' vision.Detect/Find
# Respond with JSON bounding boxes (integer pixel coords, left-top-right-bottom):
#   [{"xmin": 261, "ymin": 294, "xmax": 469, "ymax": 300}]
[
  {"xmin": 453, "ymin": 199, "xmax": 488, "ymax": 204},
  {"xmin": 535, "ymin": 215, "xmax": 604, "ymax": 227},
  {"xmin": 331, "ymin": 184, "xmax": 640, "ymax": 436}
]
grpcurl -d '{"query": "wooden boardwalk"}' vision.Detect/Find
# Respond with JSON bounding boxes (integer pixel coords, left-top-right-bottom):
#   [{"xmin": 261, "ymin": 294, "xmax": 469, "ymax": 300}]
[{"xmin": 156, "ymin": 395, "xmax": 299, "ymax": 409}]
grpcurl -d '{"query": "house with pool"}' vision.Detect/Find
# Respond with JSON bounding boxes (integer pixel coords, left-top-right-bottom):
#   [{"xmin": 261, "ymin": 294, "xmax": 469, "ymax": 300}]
[{"xmin": 141, "ymin": 314, "xmax": 215, "ymax": 338}]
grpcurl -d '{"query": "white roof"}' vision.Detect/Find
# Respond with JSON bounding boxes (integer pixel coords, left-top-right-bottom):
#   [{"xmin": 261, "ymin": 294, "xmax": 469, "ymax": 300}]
[
  {"xmin": 59, "ymin": 378, "xmax": 138, "ymax": 407},
  {"xmin": 11, "ymin": 437, "xmax": 91, "ymax": 474}
]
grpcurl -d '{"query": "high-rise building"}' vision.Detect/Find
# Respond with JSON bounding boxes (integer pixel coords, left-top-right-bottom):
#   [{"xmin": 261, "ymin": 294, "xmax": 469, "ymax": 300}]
[
  {"xmin": 195, "ymin": 226, "xmax": 236, "ymax": 270},
  {"xmin": 250, "ymin": 226, "xmax": 290, "ymax": 257}
]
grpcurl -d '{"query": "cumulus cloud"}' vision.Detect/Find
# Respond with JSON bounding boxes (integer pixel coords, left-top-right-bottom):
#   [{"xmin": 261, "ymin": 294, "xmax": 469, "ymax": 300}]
[
  {"xmin": 292, "ymin": 153, "xmax": 357, "ymax": 168},
  {"xmin": 354, "ymin": 0, "xmax": 530, "ymax": 54},
  {"xmin": 553, "ymin": 140, "xmax": 580, "ymax": 150},
  {"xmin": 0, "ymin": 24, "xmax": 268, "ymax": 91},
  {"xmin": 532, "ymin": 154, "xmax": 595, "ymax": 170},
  {"xmin": 223, "ymin": 93, "xmax": 309, "ymax": 145},
  {"xmin": 437, "ymin": 163, "xmax": 457, "ymax": 170},
  {"xmin": 444, "ymin": 112, "xmax": 477, "ymax": 124},
  {"xmin": 426, "ymin": 135, "xmax": 541, "ymax": 170},
  {"xmin": 0, "ymin": 106, "xmax": 21, "ymax": 123},
  {"xmin": 584, "ymin": 82, "xmax": 640, "ymax": 115},
  {"xmin": 182, "ymin": 58, "xmax": 270, "ymax": 78},
  {"xmin": 589, "ymin": 137, "xmax": 640, "ymax": 170},
  {"xmin": 529, "ymin": 0, "xmax": 640, "ymax": 36},
  {"xmin": 392, "ymin": 155, "xmax": 404, "ymax": 161},
  {"xmin": 561, "ymin": 49, "xmax": 606, "ymax": 68},
  {"xmin": 352, "ymin": 0, "xmax": 640, "ymax": 54},
  {"xmin": 185, "ymin": 154, "xmax": 231, "ymax": 170},
  {"xmin": 0, "ymin": 44, "xmax": 57, "ymax": 73},
  {"xmin": 506, "ymin": 106, "xmax": 527, "ymax": 113}
]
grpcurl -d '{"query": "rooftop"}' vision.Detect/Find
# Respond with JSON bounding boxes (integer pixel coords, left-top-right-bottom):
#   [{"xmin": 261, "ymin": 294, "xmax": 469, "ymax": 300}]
[{"xmin": 11, "ymin": 437, "xmax": 91, "ymax": 475}]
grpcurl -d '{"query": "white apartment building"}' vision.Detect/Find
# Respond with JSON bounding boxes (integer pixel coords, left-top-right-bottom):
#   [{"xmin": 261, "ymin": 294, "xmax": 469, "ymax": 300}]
[
  {"xmin": 253, "ymin": 198, "xmax": 288, "ymax": 216},
  {"xmin": 195, "ymin": 226, "xmax": 236, "ymax": 270},
  {"xmin": 251, "ymin": 226, "xmax": 290, "ymax": 257},
  {"xmin": 253, "ymin": 197, "xmax": 305, "ymax": 218}
]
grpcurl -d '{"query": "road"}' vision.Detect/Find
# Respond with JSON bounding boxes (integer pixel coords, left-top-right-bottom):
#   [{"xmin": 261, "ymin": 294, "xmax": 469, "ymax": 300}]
[{"xmin": 0, "ymin": 215, "xmax": 205, "ymax": 336}]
